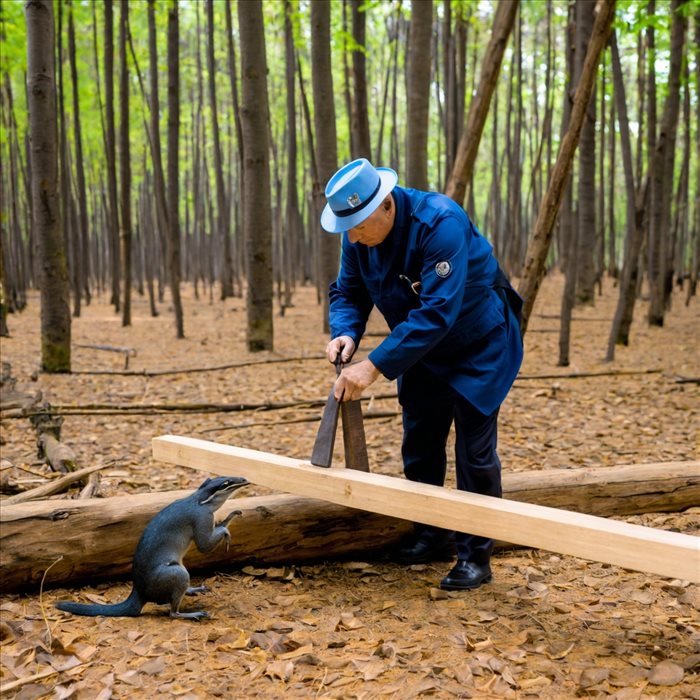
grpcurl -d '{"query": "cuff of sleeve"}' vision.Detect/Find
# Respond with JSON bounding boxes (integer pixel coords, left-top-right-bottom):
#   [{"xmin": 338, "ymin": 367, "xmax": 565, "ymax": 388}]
[{"xmin": 367, "ymin": 347, "xmax": 395, "ymax": 380}]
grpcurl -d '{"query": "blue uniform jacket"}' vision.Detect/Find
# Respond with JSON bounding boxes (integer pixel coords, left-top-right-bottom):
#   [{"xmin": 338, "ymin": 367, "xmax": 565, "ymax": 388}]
[{"xmin": 329, "ymin": 186, "xmax": 523, "ymax": 416}]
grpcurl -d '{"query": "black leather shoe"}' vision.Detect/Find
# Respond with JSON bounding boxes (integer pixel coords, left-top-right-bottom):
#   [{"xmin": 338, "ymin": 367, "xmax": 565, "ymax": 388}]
[
  {"xmin": 440, "ymin": 560, "xmax": 492, "ymax": 591},
  {"xmin": 394, "ymin": 531, "xmax": 456, "ymax": 564}
]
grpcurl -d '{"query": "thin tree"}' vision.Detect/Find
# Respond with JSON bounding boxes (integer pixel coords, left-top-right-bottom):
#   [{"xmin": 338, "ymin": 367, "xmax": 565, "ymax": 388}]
[
  {"xmin": 505, "ymin": 8, "xmax": 522, "ymax": 272},
  {"xmin": 167, "ymin": 0, "xmax": 184, "ymax": 338},
  {"xmin": 57, "ymin": 1, "xmax": 76, "ymax": 317},
  {"xmin": 671, "ymin": 64, "xmax": 689, "ymax": 290},
  {"xmin": 575, "ymin": 0, "xmax": 597, "ymax": 305},
  {"xmin": 225, "ymin": 0, "xmax": 244, "ymax": 296},
  {"xmin": 556, "ymin": 3, "xmax": 575, "ymax": 274},
  {"xmin": 206, "ymin": 0, "xmax": 234, "ymax": 300},
  {"xmin": 342, "ymin": 0, "xmax": 354, "ymax": 159},
  {"xmin": 104, "ymin": 0, "xmax": 120, "ymax": 310},
  {"xmin": 146, "ymin": 0, "xmax": 169, "ymax": 271},
  {"xmin": 647, "ymin": 0, "xmax": 687, "ymax": 326},
  {"xmin": 687, "ymin": 9, "xmax": 700, "ymax": 306},
  {"xmin": 445, "ymin": 0, "xmax": 518, "ymax": 206},
  {"xmin": 442, "ymin": 0, "xmax": 455, "ymax": 188},
  {"xmin": 25, "ymin": 0, "xmax": 71, "ymax": 371},
  {"xmin": 282, "ymin": 0, "xmax": 300, "ymax": 312},
  {"xmin": 118, "ymin": 0, "xmax": 131, "ymax": 326},
  {"xmin": 350, "ymin": 0, "xmax": 371, "ymax": 159},
  {"xmin": 374, "ymin": 3, "xmax": 401, "ymax": 166},
  {"xmin": 67, "ymin": 0, "xmax": 90, "ymax": 307},
  {"xmin": 237, "ymin": 0, "xmax": 273, "ymax": 351},
  {"xmin": 518, "ymin": 0, "xmax": 616, "ymax": 334},
  {"xmin": 559, "ymin": 0, "xmax": 598, "ymax": 366},
  {"xmin": 405, "ymin": 0, "xmax": 432, "ymax": 190},
  {"xmin": 606, "ymin": 72, "xmax": 617, "ymax": 278},
  {"xmin": 0, "ymin": 233, "xmax": 8, "ymax": 336},
  {"xmin": 310, "ymin": 0, "xmax": 339, "ymax": 334}
]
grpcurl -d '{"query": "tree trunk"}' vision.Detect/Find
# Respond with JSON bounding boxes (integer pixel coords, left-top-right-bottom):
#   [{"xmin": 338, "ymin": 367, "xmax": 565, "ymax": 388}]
[
  {"xmin": 605, "ymin": 31, "xmax": 644, "ymax": 359},
  {"xmin": 671, "ymin": 73, "xmax": 689, "ymax": 289},
  {"xmin": 687, "ymin": 10, "xmax": 700, "ymax": 306},
  {"xmin": 118, "ymin": 0, "xmax": 131, "ymax": 327},
  {"xmin": 560, "ymin": 0, "xmax": 596, "ymax": 365},
  {"xmin": 489, "ymin": 82, "xmax": 502, "ymax": 259},
  {"xmin": 0, "ymin": 229, "xmax": 8, "ymax": 337},
  {"xmin": 596, "ymin": 62, "xmax": 606, "ymax": 287},
  {"xmin": 57, "ymin": 2, "xmax": 76, "ymax": 319},
  {"xmin": 558, "ymin": 208, "xmax": 578, "ymax": 367},
  {"xmin": 374, "ymin": 4, "xmax": 401, "ymax": 166},
  {"xmin": 225, "ymin": 0, "xmax": 245, "ymax": 296},
  {"xmin": 442, "ymin": 0, "xmax": 455, "ymax": 190},
  {"xmin": 192, "ymin": 2, "xmax": 205, "ymax": 299},
  {"xmin": 527, "ymin": 0, "xmax": 554, "ymax": 269},
  {"xmin": 405, "ymin": 0, "xmax": 432, "ymax": 190},
  {"xmin": 607, "ymin": 76, "xmax": 617, "ymax": 278},
  {"xmin": 2, "ymin": 73, "xmax": 30, "ymax": 315},
  {"xmin": 506, "ymin": 10, "xmax": 522, "ymax": 272},
  {"xmin": 206, "ymin": 0, "xmax": 234, "ymax": 301},
  {"xmin": 104, "ymin": 0, "xmax": 120, "ymax": 311},
  {"xmin": 2, "ymin": 461, "xmax": 697, "ymax": 592},
  {"xmin": 238, "ymin": 0, "xmax": 273, "ymax": 352},
  {"xmin": 350, "ymin": 0, "xmax": 371, "ymax": 159},
  {"xmin": 517, "ymin": 0, "xmax": 616, "ymax": 335},
  {"xmin": 445, "ymin": 0, "xmax": 518, "ymax": 206},
  {"xmin": 575, "ymin": 0, "xmax": 597, "ymax": 305},
  {"xmin": 389, "ymin": 15, "xmax": 401, "ymax": 173},
  {"xmin": 167, "ymin": 0, "xmax": 184, "ymax": 338},
  {"xmin": 282, "ymin": 0, "xmax": 300, "ymax": 312},
  {"xmin": 557, "ymin": 3, "xmax": 575, "ymax": 274},
  {"xmin": 342, "ymin": 0, "xmax": 354, "ymax": 159},
  {"xmin": 67, "ymin": 0, "xmax": 90, "ymax": 308},
  {"xmin": 25, "ymin": 0, "xmax": 71, "ymax": 372},
  {"xmin": 146, "ymin": 0, "xmax": 169, "ymax": 283},
  {"xmin": 647, "ymin": 0, "xmax": 687, "ymax": 326},
  {"xmin": 310, "ymin": 0, "xmax": 339, "ymax": 335}
]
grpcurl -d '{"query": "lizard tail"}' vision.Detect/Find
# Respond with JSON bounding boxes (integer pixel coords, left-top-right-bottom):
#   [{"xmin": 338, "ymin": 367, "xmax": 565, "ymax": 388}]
[{"xmin": 55, "ymin": 588, "xmax": 143, "ymax": 617}]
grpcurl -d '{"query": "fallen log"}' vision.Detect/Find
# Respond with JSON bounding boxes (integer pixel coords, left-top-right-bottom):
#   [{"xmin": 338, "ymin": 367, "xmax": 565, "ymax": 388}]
[{"xmin": 1, "ymin": 461, "xmax": 697, "ymax": 593}]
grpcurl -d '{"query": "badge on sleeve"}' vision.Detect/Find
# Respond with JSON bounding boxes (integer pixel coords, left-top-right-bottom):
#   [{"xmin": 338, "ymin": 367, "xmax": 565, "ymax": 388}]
[{"xmin": 435, "ymin": 261, "xmax": 452, "ymax": 278}]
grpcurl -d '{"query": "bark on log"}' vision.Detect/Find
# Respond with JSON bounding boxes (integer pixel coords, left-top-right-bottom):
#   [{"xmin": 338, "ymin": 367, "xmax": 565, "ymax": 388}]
[{"xmin": 1, "ymin": 461, "xmax": 697, "ymax": 593}]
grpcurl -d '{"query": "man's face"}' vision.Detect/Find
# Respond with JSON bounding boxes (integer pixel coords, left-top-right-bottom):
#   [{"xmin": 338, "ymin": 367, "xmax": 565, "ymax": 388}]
[{"xmin": 347, "ymin": 196, "xmax": 394, "ymax": 246}]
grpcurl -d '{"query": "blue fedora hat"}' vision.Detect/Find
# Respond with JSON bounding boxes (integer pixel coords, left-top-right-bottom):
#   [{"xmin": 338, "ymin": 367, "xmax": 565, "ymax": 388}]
[{"xmin": 321, "ymin": 158, "xmax": 398, "ymax": 233}]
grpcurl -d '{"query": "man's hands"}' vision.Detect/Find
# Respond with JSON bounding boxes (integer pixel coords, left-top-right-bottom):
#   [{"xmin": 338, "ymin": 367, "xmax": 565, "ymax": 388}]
[
  {"xmin": 325, "ymin": 336, "xmax": 380, "ymax": 401},
  {"xmin": 326, "ymin": 335, "xmax": 356, "ymax": 364},
  {"xmin": 333, "ymin": 359, "xmax": 381, "ymax": 401}
]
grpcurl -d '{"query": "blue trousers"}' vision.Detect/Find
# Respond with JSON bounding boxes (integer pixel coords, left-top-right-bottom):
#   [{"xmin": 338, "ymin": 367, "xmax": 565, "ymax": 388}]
[{"xmin": 398, "ymin": 362, "xmax": 502, "ymax": 565}]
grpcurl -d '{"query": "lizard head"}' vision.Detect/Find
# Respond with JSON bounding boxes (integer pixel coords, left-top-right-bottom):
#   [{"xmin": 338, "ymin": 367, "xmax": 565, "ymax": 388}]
[{"xmin": 197, "ymin": 476, "xmax": 249, "ymax": 507}]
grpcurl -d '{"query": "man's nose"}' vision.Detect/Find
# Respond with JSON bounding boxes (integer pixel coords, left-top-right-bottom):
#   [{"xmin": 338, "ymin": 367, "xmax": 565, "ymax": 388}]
[{"xmin": 348, "ymin": 228, "xmax": 360, "ymax": 244}]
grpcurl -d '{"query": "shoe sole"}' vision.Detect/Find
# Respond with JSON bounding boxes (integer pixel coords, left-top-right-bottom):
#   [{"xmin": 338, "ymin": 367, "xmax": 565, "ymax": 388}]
[{"xmin": 439, "ymin": 575, "xmax": 492, "ymax": 591}]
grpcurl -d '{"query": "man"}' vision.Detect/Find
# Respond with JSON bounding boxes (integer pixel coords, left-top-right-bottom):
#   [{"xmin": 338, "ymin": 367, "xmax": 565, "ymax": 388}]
[{"xmin": 321, "ymin": 158, "xmax": 523, "ymax": 591}]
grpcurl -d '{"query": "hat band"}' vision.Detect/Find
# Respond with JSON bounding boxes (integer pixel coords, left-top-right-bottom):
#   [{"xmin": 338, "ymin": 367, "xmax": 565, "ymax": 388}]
[{"xmin": 332, "ymin": 180, "xmax": 382, "ymax": 218}]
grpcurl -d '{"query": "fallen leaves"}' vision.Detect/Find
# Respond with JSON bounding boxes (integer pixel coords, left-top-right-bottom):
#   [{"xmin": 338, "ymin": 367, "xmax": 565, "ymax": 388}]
[
  {"xmin": 1, "ymin": 281, "xmax": 699, "ymax": 698},
  {"xmin": 648, "ymin": 659, "xmax": 685, "ymax": 686}
]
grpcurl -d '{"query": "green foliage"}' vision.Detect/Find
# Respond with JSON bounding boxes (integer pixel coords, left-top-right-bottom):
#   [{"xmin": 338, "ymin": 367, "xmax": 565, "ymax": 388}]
[{"xmin": 1, "ymin": 0, "xmax": 697, "ymax": 280}]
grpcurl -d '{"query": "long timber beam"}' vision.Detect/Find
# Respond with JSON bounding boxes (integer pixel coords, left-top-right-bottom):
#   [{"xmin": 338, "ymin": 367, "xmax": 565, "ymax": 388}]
[{"xmin": 152, "ymin": 435, "xmax": 700, "ymax": 583}]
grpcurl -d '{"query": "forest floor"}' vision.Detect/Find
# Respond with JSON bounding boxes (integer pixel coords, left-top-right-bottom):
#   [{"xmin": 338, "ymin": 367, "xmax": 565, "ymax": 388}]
[{"xmin": 0, "ymin": 273, "xmax": 698, "ymax": 700}]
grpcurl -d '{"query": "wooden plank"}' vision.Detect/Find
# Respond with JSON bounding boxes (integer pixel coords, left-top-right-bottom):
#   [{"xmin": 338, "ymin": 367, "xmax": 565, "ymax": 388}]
[
  {"xmin": 3, "ymin": 460, "xmax": 696, "ymax": 592},
  {"xmin": 152, "ymin": 435, "xmax": 700, "ymax": 583}
]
